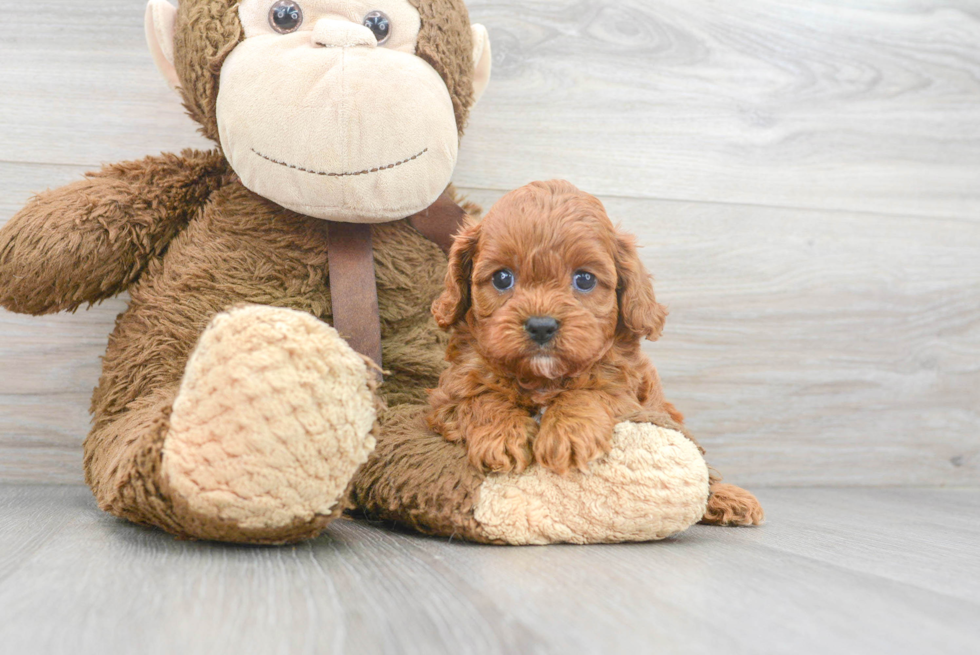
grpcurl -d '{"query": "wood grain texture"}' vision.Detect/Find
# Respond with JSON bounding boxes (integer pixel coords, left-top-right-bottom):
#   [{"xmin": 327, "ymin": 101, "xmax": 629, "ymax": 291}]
[
  {"xmin": 0, "ymin": 2, "xmax": 211, "ymax": 166},
  {"xmin": 1, "ymin": 187, "xmax": 978, "ymax": 486},
  {"xmin": 0, "ymin": 1, "xmax": 978, "ymax": 486},
  {"xmin": 0, "ymin": 486, "xmax": 978, "ymax": 655},
  {"xmin": 1, "ymin": 0, "xmax": 978, "ymax": 216},
  {"xmin": 460, "ymin": 0, "xmax": 980, "ymax": 218},
  {"xmin": 2, "ymin": 1, "xmax": 978, "ymax": 217}
]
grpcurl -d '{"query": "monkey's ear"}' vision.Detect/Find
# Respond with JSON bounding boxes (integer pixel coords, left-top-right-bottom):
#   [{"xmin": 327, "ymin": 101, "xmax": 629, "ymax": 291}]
[
  {"xmin": 432, "ymin": 219, "xmax": 481, "ymax": 330},
  {"xmin": 615, "ymin": 231, "xmax": 668, "ymax": 341},
  {"xmin": 470, "ymin": 25, "xmax": 492, "ymax": 107},
  {"xmin": 145, "ymin": 0, "xmax": 180, "ymax": 91}
]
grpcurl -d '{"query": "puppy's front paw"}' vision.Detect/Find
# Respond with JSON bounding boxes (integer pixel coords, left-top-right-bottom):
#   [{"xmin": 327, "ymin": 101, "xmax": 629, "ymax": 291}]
[
  {"xmin": 534, "ymin": 416, "xmax": 612, "ymax": 476},
  {"xmin": 466, "ymin": 414, "xmax": 537, "ymax": 474}
]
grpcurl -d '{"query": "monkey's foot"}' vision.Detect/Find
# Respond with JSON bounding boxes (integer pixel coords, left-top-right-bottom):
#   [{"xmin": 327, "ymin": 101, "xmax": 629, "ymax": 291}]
[
  {"xmin": 474, "ymin": 422, "xmax": 710, "ymax": 545},
  {"xmin": 701, "ymin": 483, "xmax": 765, "ymax": 526},
  {"xmin": 160, "ymin": 305, "xmax": 378, "ymax": 543}
]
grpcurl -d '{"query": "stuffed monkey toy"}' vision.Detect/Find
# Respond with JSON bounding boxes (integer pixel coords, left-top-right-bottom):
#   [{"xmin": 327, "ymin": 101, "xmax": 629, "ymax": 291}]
[{"xmin": 0, "ymin": 0, "xmax": 762, "ymax": 544}]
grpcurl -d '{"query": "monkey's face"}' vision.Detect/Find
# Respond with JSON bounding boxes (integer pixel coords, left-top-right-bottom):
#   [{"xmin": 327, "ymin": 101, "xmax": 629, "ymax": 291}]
[{"xmin": 213, "ymin": 0, "xmax": 461, "ymax": 222}]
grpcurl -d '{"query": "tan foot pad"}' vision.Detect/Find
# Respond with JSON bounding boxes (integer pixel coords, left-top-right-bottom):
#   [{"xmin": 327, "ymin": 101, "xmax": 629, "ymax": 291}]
[
  {"xmin": 162, "ymin": 305, "xmax": 378, "ymax": 540},
  {"xmin": 474, "ymin": 422, "xmax": 709, "ymax": 545}
]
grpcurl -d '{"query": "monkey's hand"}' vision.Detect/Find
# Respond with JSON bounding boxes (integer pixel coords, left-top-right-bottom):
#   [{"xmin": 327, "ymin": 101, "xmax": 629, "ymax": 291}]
[{"xmin": 0, "ymin": 149, "xmax": 228, "ymax": 315}]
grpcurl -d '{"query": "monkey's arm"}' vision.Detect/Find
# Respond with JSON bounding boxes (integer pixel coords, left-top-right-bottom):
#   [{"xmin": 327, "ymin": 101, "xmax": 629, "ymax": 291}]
[
  {"xmin": 0, "ymin": 149, "xmax": 228, "ymax": 314},
  {"xmin": 351, "ymin": 404, "xmax": 713, "ymax": 544}
]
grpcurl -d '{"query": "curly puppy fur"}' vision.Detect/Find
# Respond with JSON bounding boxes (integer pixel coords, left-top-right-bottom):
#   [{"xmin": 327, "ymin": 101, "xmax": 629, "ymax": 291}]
[
  {"xmin": 702, "ymin": 472, "xmax": 766, "ymax": 526},
  {"xmin": 427, "ymin": 180, "xmax": 686, "ymax": 476}
]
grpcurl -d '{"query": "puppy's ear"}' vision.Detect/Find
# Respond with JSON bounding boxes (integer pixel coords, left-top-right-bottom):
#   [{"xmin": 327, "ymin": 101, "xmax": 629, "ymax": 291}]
[
  {"xmin": 615, "ymin": 231, "xmax": 668, "ymax": 341},
  {"xmin": 432, "ymin": 219, "xmax": 481, "ymax": 330}
]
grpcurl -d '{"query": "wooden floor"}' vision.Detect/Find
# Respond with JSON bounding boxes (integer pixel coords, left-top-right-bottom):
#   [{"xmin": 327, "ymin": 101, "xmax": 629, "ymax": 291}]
[{"xmin": 1, "ymin": 485, "xmax": 977, "ymax": 655}]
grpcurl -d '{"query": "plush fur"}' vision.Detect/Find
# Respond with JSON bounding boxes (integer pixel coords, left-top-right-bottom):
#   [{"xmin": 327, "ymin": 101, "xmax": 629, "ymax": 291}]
[
  {"xmin": 0, "ymin": 150, "xmax": 229, "ymax": 314},
  {"xmin": 173, "ymin": 0, "xmax": 475, "ymax": 143},
  {"xmin": 348, "ymin": 406, "xmax": 712, "ymax": 545},
  {"xmin": 161, "ymin": 305, "xmax": 380, "ymax": 541},
  {"xmin": 474, "ymin": 421, "xmax": 709, "ymax": 545},
  {"xmin": 78, "ymin": 180, "xmax": 460, "ymax": 541},
  {"xmin": 703, "ymin": 474, "xmax": 767, "ymax": 526},
  {"xmin": 410, "ymin": 0, "xmax": 476, "ymax": 133},
  {"xmin": 0, "ymin": 0, "xmax": 760, "ymax": 542},
  {"xmin": 0, "ymin": 0, "xmax": 481, "ymax": 543},
  {"xmin": 427, "ymin": 181, "xmax": 687, "ymax": 475}
]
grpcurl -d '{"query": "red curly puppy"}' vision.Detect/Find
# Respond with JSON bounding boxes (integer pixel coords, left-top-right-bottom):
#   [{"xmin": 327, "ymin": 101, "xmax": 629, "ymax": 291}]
[{"xmin": 427, "ymin": 180, "xmax": 686, "ymax": 476}]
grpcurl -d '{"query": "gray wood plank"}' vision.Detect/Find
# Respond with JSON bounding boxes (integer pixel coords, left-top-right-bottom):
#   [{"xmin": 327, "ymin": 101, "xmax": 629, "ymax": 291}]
[
  {"xmin": 2, "ymin": 1, "xmax": 978, "ymax": 218},
  {"xmin": 0, "ymin": 486, "xmax": 977, "ymax": 655},
  {"xmin": 0, "ymin": 395, "xmax": 89, "ymax": 484},
  {"xmin": 2, "ymin": 179, "xmax": 977, "ymax": 486},
  {"xmin": 0, "ymin": 162, "xmax": 92, "ymax": 218},
  {"xmin": 0, "ymin": 1, "xmax": 211, "ymax": 166},
  {"xmin": 707, "ymin": 487, "xmax": 980, "ymax": 605},
  {"xmin": 461, "ymin": 0, "xmax": 980, "ymax": 218}
]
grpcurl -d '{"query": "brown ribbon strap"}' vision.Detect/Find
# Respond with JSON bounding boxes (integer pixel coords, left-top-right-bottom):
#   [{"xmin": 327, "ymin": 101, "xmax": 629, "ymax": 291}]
[
  {"xmin": 408, "ymin": 191, "xmax": 468, "ymax": 255},
  {"xmin": 325, "ymin": 192, "xmax": 468, "ymax": 373},
  {"xmin": 326, "ymin": 221, "xmax": 383, "ymax": 368}
]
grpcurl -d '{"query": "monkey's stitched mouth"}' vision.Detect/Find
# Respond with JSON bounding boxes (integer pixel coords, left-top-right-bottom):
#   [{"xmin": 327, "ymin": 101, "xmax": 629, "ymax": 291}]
[{"xmin": 251, "ymin": 148, "xmax": 428, "ymax": 177}]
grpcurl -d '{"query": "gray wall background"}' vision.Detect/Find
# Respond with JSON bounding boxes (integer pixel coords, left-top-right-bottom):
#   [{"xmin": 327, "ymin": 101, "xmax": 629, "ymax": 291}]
[{"xmin": 0, "ymin": 0, "xmax": 977, "ymax": 486}]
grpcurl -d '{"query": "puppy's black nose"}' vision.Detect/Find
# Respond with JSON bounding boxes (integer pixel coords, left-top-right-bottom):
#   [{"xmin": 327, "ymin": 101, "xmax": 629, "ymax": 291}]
[{"xmin": 525, "ymin": 317, "xmax": 559, "ymax": 345}]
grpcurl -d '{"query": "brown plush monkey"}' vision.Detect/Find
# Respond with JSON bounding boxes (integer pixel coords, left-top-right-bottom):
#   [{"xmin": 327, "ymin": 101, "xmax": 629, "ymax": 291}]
[{"xmin": 0, "ymin": 0, "xmax": 762, "ymax": 544}]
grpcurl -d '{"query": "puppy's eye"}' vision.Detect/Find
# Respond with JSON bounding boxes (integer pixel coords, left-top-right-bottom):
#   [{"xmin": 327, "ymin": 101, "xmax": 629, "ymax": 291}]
[
  {"xmin": 491, "ymin": 269, "xmax": 515, "ymax": 292},
  {"xmin": 363, "ymin": 11, "xmax": 391, "ymax": 45},
  {"xmin": 269, "ymin": 0, "xmax": 303, "ymax": 33},
  {"xmin": 573, "ymin": 271, "xmax": 597, "ymax": 292}
]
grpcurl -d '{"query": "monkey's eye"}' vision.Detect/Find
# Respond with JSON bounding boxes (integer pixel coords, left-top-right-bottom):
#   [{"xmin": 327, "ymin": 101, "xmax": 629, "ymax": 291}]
[
  {"xmin": 572, "ymin": 271, "xmax": 597, "ymax": 292},
  {"xmin": 269, "ymin": 0, "xmax": 303, "ymax": 34},
  {"xmin": 363, "ymin": 11, "xmax": 391, "ymax": 45},
  {"xmin": 491, "ymin": 269, "xmax": 515, "ymax": 292}
]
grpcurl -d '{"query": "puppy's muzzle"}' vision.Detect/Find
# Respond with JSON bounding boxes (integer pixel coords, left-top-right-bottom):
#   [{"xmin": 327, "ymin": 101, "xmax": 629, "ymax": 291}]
[{"xmin": 525, "ymin": 316, "xmax": 559, "ymax": 346}]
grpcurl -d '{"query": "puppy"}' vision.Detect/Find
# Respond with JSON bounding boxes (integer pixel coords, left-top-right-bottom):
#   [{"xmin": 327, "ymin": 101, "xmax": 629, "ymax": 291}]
[{"xmin": 427, "ymin": 180, "xmax": 685, "ymax": 476}]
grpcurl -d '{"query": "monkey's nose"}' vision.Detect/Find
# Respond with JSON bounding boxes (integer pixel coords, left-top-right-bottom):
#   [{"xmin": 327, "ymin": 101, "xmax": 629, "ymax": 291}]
[
  {"xmin": 525, "ymin": 317, "xmax": 559, "ymax": 346},
  {"xmin": 311, "ymin": 19, "xmax": 377, "ymax": 49}
]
